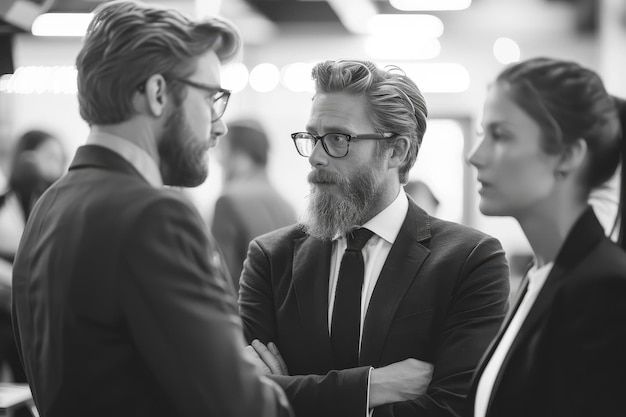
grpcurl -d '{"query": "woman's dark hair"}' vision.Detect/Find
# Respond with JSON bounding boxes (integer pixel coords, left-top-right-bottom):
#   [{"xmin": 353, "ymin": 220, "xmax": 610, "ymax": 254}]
[
  {"xmin": 496, "ymin": 57, "xmax": 624, "ymax": 246},
  {"xmin": 6, "ymin": 130, "xmax": 62, "ymax": 219}
]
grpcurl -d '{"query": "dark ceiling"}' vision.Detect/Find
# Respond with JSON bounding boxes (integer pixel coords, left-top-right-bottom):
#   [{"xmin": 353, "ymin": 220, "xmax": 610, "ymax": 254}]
[{"xmin": 0, "ymin": 0, "xmax": 597, "ymax": 33}]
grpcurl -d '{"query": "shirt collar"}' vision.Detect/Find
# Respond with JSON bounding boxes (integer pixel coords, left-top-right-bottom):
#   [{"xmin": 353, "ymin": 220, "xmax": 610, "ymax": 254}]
[
  {"xmin": 86, "ymin": 131, "xmax": 163, "ymax": 187},
  {"xmin": 361, "ymin": 190, "xmax": 409, "ymax": 244},
  {"xmin": 526, "ymin": 261, "xmax": 554, "ymax": 293}
]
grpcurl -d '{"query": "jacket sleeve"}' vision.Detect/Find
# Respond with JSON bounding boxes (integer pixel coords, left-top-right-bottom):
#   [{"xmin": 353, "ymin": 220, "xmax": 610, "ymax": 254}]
[
  {"xmin": 373, "ymin": 236, "xmax": 510, "ymax": 417},
  {"xmin": 211, "ymin": 195, "xmax": 246, "ymax": 288},
  {"xmin": 240, "ymin": 237, "xmax": 371, "ymax": 417},
  {"xmin": 121, "ymin": 196, "xmax": 291, "ymax": 417}
]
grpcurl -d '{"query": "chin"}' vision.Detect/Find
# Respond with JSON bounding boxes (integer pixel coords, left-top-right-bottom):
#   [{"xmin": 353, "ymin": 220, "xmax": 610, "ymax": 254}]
[{"xmin": 478, "ymin": 201, "xmax": 507, "ymax": 217}]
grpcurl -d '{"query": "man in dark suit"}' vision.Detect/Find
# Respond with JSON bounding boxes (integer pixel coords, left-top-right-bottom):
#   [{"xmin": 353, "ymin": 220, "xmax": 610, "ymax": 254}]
[
  {"xmin": 241, "ymin": 60, "xmax": 510, "ymax": 417},
  {"xmin": 212, "ymin": 119, "xmax": 296, "ymax": 291},
  {"xmin": 11, "ymin": 2, "xmax": 290, "ymax": 417}
]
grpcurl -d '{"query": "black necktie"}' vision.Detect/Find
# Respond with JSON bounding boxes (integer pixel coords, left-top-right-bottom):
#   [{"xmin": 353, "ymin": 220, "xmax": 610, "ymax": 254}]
[{"xmin": 331, "ymin": 227, "xmax": 374, "ymax": 369}]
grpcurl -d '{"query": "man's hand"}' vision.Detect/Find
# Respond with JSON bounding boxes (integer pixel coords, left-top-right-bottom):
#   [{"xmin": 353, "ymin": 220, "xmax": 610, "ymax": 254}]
[
  {"xmin": 246, "ymin": 339, "xmax": 289, "ymax": 375},
  {"xmin": 369, "ymin": 358, "xmax": 434, "ymax": 408}
]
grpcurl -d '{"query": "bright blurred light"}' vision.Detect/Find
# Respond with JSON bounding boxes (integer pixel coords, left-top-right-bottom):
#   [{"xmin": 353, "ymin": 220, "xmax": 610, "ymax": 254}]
[
  {"xmin": 366, "ymin": 37, "xmax": 441, "ymax": 60},
  {"xmin": 390, "ymin": 0, "xmax": 472, "ymax": 11},
  {"xmin": 249, "ymin": 63, "xmax": 280, "ymax": 93},
  {"xmin": 493, "ymin": 37, "xmax": 521, "ymax": 64},
  {"xmin": 32, "ymin": 13, "xmax": 93, "ymax": 37},
  {"xmin": 221, "ymin": 63, "xmax": 249, "ymax": 92},
  {"xmin": 327, "ymin": 0, "xmax": 377, "ymax": 34},
  {"xmin": 0, "ymin": 66, "xmax": 78, "ymax": 94},
  {"xmin": 368, "ymin": 14, "xmax": 444, "ymax": 38},
  {"xmin": 281, "ymin": 62, "xmax": 315, "ymax": 93},
  {"xmin": 0, "ymin": 74, "xmax": 11, "ymax": 92},
  {"xmin": 397, "ymin": 63, "xmax": 470, "ymax": 93}
]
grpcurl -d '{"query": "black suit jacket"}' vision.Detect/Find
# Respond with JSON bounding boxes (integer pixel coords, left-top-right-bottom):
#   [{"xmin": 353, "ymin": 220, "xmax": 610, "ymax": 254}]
[
  {"xmin": 212, "ymin": 178, "xmax": 296, "ymax": 291},
  {"xmin": 466, "ymin": 208, "xmax": 626, "ymax": 417},
  {"xmin": 240, "ymin": 198, "xmax": 510, "ymax": 417},
  {"xmin": 12, "ymin": 145, "xmax": 290, "ymax": 417}
]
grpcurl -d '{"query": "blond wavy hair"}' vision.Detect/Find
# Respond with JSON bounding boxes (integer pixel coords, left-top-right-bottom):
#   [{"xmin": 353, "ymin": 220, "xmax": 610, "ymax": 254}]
[{"xmin": 76, "ymin": 0, "xmax": 241, "ymax": 125}]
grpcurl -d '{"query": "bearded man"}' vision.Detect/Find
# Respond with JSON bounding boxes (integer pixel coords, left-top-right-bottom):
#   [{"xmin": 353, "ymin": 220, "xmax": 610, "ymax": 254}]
[
  {"xmin": 240, "ymin": 60, "xmax": 510, "ymax": 417},
  {"xmin": 11, "ymin": 2, "xmax": 291, "ymax": 417}
]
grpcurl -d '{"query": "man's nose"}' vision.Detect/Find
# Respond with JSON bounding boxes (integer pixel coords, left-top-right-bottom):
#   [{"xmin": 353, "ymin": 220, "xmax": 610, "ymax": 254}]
[{"xmin": 308, "ymin": 139, "xmax": 328, "ymax": 167}]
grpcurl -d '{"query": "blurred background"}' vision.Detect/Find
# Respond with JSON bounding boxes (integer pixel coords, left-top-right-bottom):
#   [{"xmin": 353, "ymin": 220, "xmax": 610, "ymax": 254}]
[{"xmin": 0, "ymin": 0, "xmax": 625, "ymax": 277}]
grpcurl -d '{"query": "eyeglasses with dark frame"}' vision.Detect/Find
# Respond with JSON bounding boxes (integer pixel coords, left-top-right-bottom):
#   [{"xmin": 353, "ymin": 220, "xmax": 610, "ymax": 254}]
[
  {"xmin": 172, "ymin": 78, "xmax": 231, "ymax": 122},
  {"xmin": 290, "ymin": 132, "xmax": 397, "ymax": 158}
]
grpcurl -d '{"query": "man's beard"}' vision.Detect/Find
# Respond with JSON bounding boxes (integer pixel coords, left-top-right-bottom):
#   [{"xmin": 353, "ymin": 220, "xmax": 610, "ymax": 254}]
[
  {"xmin": 299, "ymin": 163, "xmax": 383, "ymax": 241},
  {"xmin": 158, "ymin": 106, "xmax": 209, "ymax": 187}
]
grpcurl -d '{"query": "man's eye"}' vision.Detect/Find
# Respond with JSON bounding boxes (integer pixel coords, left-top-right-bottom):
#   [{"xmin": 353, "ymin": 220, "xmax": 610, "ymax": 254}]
[{"xmin": 326, "ymin": 134, "xmax": 347, "ymax": 143}]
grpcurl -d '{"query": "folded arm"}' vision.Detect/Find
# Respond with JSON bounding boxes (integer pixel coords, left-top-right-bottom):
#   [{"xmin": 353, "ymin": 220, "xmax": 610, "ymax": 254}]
[{"xmin": 372, "ymin": 236, "xmax": 510, "ymax": 417}]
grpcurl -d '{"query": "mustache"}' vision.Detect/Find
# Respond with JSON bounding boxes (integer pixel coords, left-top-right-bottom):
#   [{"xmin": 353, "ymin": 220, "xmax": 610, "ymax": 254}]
[{"xmin": 308, "ymin": 170, "xmax": 344, "ymax": 184}]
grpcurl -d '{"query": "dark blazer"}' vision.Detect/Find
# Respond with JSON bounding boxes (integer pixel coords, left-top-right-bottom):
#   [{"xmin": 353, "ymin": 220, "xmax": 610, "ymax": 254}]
[
  {"xmin": 12, "ymin": 145, "xmax": 290, "ymax": 417},
  {"xmin": 212, "ymin": 178, "xmax": 296, "ymax": 291},
  {"xmin": 466, "ymin": 208, "xmax": 626, "ymax": 417},
  {"xmin": 240, "ymin": 198, "xmax": 510, "ymax": 417}
]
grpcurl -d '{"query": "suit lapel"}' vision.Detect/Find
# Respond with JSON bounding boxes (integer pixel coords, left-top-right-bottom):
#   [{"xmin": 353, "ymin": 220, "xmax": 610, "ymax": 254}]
[
  {"xmin": 69, "ymin": 145, "xmax": 147, "ymax": 181},
  {"xmin": 504, "ymin": 208, "xmax": 604, "ymax": 356},
  {"xmin": 467, "ymin": 274, "xmax": 529, "ymax": 412},
  {"xmin": 359, "ymin": 199, "xmax": 431, "ymax": 366},
  {"xmin": 292, "ymin": 234, "xmax": 335, "ymax": 365}
]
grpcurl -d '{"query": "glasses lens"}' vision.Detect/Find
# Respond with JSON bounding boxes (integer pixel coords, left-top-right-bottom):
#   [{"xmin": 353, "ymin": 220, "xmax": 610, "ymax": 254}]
[
  {"xmin": 293, "ymin": 133, "xmax": 314, "ymax": 157},
  {"xmin": 322, "ymin": 133, "xmax": 349, "ymax": 157},
  {"xmin": 212, "ymin": 92, "xmax": 230, "ymax": 121}
]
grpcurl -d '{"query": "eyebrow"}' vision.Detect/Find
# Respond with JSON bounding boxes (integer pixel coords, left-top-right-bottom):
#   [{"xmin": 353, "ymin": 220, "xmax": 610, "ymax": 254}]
[
  {"xmin": 305, "ymin": 126, "xmax": 352, "ymax": 135},
  {"xmin": 484, "ymin": 121, "xmax": 514, "ymax": 129}
]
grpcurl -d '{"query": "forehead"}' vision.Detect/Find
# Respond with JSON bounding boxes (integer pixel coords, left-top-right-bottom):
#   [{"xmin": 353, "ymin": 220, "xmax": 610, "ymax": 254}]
[
  {"xmin": 482, "ymin": 83, "xmax": 537, "ymax": 129},
  {"xmin": 191, "ymin": 50, "xmax": 221, "ymax": 84},
  {"xmin": 306, "ymin": 92, "xmax": 373, "ymax": 133}
]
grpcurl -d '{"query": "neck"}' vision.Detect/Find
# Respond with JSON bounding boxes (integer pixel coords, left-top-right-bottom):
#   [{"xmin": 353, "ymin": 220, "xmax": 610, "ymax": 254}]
[
  {"xmin": 362, "ymin": 177, "xmax": 400, "ymax": 224},
  {"xmin": 516, "ymin": 199, "xmax": 587, "ymax": 268},
  {"xmin": 91, "ymin": 120, "xmax": 159, "ymax": 163}
]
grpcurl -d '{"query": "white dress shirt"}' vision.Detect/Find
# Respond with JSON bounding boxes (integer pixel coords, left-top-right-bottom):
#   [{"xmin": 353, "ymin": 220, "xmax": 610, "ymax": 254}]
[
  {"xmin": 474, "ymin": 261, "xmax": 553, "ymax": 417},
  {"xmin": 327, "ymin": 190, "xmax": 408, "ymax": 342},
  {"xmin": 86, "ymin": 131, "xmax": 163, "ymax": 188},
  {"xmin": 326, "ymin": 190, "xmax": 409, "ymax": 417}
]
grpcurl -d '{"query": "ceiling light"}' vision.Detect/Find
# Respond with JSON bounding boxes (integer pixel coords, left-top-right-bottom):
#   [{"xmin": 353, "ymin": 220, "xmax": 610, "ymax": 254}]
[
  {"xmin": 249, "ymin": 63, "xmax": 280, "ymax": 93},
  {"xmin": 0, "ymin": 66, "xmax": 78, "ymax": 94},
  {"xmin": 221, "ymin": 63, "xmax": 249, "ymax": 93},
  {"xmin": 326, "ymin": 0, "xmax": 377, "ymax": 34},
  {"xmin": 366, "ymin": 37, "xmax": 441, "ymax": 60},
  {"xmin": 368, "ymin": 14, "xmax": 444, "ymax": 38},
  {"xmin": 493, "ymin": 37, "xmax": 521, "ymax": 65},
  {"xmin": 31, "ymin": 13, "xmax": 93, "ymax": 37},
  {"xmin": 387, "ymin": 63, "xmax": 470, "ymax": 93},
  {"xmin": 281, "ymin": 62, "xmax": 316, "ymax": 93},
  {"xmin": 390, "ymin": 0, "xmax": 472, "ymax": 11}
]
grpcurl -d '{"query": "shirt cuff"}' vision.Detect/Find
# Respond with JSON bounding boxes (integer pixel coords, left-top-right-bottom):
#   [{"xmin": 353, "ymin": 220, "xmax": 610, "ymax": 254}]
[{"xmin": 366, "ymin": 366, "xmax": 374, "ymax": 417}]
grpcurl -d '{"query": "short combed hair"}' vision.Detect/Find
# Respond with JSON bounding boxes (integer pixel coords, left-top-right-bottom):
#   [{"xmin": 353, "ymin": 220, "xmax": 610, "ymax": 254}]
[
  {"xmin": 311, "ymin": 60, "xmax": 428, "ymax": 184},
  {"xmin": 225, "ymin": 119, "xmax": 270, "ymax": 167},
  {"xmin": 496, "ymin": 57, "xmax": 621, "ymax": 190},
  {"xmin": 76, "ymin": 0, "xmax": 242, "ymax": 125}
]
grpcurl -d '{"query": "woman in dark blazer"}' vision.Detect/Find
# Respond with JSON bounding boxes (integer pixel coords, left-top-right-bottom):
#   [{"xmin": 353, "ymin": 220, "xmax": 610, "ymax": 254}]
[{"xmin": 467, "ymin": 57, "xmax": 626, "ymax": 417}]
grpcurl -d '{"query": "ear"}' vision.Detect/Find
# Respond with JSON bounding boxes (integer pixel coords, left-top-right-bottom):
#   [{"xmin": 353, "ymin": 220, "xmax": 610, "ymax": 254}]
[
  {"xmin": 387, "ymin": 135, "xmax": 411, "ymax": 170},
  {"xmin": 136, "ymin": 74, "xmax": 169, "ymax": 118},
  {"xmin": 556, "ymin": 137, "xmax": 588, "ymax": 178}
]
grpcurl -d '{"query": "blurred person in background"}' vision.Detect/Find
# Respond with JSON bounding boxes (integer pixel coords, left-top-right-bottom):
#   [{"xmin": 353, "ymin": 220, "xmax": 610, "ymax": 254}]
[
  {"xmin": 212, "ymin": 118, "xmax": 296, "ymax": 292},
  {"xmin": 11, "ymin": 2, "xmax": 290, "ymax": 417},
  {"xmin": 404, "ymin": 179, "xmax": 440, "ymax": 216},
  {"xmin": 0, "ymin": 129, "xmax": 66, "ymax": 383},
  {"xmin": 240, "ymin": 59, "xmax": 510, "ymax": 417},
  {"xmin": 467, "ymin": 57, "xmax": 626, "ymax": 417}
]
